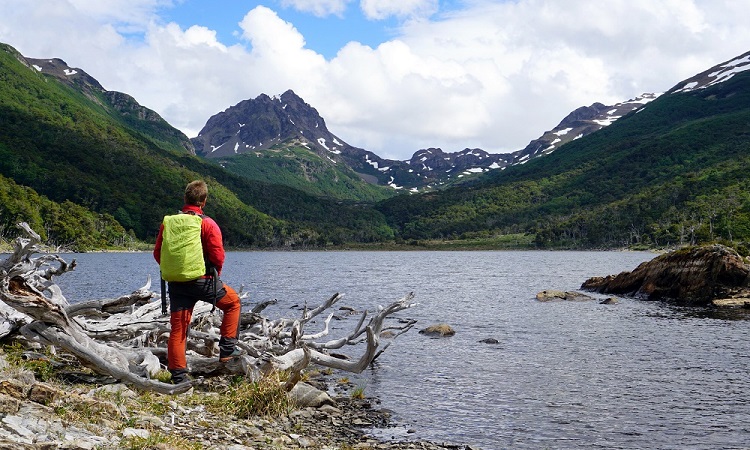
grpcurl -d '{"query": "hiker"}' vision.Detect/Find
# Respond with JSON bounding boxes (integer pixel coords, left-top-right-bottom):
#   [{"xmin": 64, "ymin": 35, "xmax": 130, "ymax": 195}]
[{"xmin": 153, "ymin": 180, "xmax": 242, "ymax": 384}]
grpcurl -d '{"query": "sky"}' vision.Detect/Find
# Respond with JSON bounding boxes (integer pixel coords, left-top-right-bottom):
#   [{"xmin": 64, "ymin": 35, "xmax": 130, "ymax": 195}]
[{"xmin": 1, "ymin": 0, "xmax": 749, "ymax": 160}]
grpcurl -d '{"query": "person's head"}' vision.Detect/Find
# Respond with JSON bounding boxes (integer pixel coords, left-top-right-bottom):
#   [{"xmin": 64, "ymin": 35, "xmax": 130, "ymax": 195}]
[{"xmin": 184, "ymin": 180, "xmax": 208, "ymax": 206}]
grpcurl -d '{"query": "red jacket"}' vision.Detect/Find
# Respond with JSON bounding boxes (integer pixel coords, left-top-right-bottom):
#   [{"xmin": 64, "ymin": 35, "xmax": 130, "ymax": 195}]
[{"xmin": 153, "ymin": 204, "xmax": 225, "ymax": 275}]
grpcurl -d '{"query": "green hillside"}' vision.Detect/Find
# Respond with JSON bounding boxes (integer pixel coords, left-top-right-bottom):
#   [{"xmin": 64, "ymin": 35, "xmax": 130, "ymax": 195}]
[
  {"xmin": 0, "ymin": 43, "xmax": 392, "ymax": 249},
  {"xmin": 5, "ymin": 37, "xmax": 749, "ymax": 252},
  {"xmin": 377, "ymin": 70, "xmax": 750, "ymax": 249},
  {"xmin": 217, "ymin": 141, "xmax": 395, "ymax": 202},
  {"xmin": 0, "ymin": 173, "xmax": 128, "ymax": 251}
]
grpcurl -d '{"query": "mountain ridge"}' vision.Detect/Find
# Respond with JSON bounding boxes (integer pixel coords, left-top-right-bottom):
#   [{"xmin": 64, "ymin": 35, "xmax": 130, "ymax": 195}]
[
  {"xmin": 375, "ymin": 50, "xmax": 750, "ymax": 248},
  {"xmin": 0, "ymin": 42, "xmax": 395, "ymax": 249},
  {"xmin": 192, "ymin": 88, "xmax": 660, "ymax": 193},
  {"xmin": 23, "ymin": 55, "xmax": 197, "ymax": 155},
  {"xmin": 3, "ymin": 39, "xmax": 750, "ymax": 250}
]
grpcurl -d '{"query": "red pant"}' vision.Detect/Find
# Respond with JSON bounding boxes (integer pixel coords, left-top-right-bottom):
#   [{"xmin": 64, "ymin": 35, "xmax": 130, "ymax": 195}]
[{"xmin": 167, "ymin": 284, "xmax": 241, "ymax": 371}]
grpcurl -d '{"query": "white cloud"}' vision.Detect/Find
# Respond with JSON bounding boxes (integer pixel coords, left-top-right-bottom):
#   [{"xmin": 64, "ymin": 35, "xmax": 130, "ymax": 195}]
[
  {"xmin": 360, "ymin": 0, "xmax": 438, "ymax": 20},
  {"xmin": 127, "ymin": 7, "xmax": 328, "ymax": 137},
  {"xmin": 281, "ymin": 0, "xmax": 353, "ymax": 18},
  {"xmin": 67, "ymin": 0, "xmax": 169, "ymax": 26},
  {"xmin": 0, "ymin": 0, "xmax": 749, "ymax": 161}
]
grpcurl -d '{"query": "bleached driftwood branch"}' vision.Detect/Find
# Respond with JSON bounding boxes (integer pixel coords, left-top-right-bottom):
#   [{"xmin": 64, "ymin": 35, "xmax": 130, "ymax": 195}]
[{"xmin": 0, "ymin": 222, "xmax": 417, "ymax": 392}]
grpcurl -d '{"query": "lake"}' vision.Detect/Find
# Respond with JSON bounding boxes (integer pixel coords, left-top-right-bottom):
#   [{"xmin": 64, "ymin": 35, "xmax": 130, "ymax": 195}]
[{"xmin": 55, "ymin": 250, "xmax": 750, "ymax": 449}]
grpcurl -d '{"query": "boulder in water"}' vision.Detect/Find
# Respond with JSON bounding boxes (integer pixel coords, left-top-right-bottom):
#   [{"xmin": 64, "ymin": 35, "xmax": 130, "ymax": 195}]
[
  {"xmin": 535, "ymin": 290, "xmax": 595, "ymax": 302},
  {"xmin": 419, "ymin": 324, "xmax": 455, "ymax": 337}
]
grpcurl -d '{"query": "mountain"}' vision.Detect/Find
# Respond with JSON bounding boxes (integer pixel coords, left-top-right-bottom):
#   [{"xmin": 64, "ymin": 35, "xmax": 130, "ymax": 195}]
[
  {"xmin": 375, "ymin": 50, "xmax": 750, "ymax": 249},
  {"xmin": 24, "ymin": 56, "xmax": 197, "ymax": 155},
  {"xmin": 510, "ymin": 94, "xmax": 660, "ymax": 163},
  {"xmin": 193, "ymin": 89, "xmax": 658, "ymax": 193},
  {"xmin": 670, "ymin": 51, "xmax": 750, "ymax": 93},
  {"xmin": 192, "ymin": 91, "xmax": 393, "ymax": 201},
  {"xmin": 365, "ymin": 93, "xmax": 660, "ymax": 189},
  {"xmin": 0, "ymin": 43, "xmax": 393, "ymax": 249},
  {"xmin": 5, "ymin": 37, "xmax": 749, "ymax": 251}
]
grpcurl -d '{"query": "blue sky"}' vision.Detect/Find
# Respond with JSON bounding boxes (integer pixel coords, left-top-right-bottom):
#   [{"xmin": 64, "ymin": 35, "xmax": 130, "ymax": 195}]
[
  {"xmin": 158, "ymin": 1, "xmax": 403, "ymax": 59},
  {"xmin": 1, "ymin": 1, "xmax": 749, "ymax": 160}
]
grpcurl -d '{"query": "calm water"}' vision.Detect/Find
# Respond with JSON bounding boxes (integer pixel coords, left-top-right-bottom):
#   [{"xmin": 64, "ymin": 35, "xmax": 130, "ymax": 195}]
[{"xmin": 55, "ymin": 251, "xmax": 750, "ymax": 449}]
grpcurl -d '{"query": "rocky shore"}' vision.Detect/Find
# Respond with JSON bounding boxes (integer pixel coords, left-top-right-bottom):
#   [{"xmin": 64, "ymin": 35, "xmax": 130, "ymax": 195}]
[
  {"xmin": 581, "ymin": 244, "xmax": 750, "ymax": 307},
  {"xmin": 0, "ymin": 352, "xmax": 476, "ymax": 450}
]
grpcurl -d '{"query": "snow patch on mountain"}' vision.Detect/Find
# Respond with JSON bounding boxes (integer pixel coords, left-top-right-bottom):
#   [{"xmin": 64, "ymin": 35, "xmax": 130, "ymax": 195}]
[{"xmin": 674, "ymin": 52, "xmax": 750, "ymax": 93}]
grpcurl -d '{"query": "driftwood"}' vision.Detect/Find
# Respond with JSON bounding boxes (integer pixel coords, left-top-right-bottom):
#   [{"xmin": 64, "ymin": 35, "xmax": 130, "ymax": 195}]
[{"xmin": 0, "ymin": 222, "xmax": 417, "ymax": 393}]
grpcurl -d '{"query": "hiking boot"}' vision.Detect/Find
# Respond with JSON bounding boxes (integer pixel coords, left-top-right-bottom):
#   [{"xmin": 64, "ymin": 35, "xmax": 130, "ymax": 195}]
[
  {"xmin": 219, "ymin": 347, "xmax": 244, "ymax": 362},
  {"xmin": 170, "ymin": 370, "xmax": 191, "ymax": 385}
]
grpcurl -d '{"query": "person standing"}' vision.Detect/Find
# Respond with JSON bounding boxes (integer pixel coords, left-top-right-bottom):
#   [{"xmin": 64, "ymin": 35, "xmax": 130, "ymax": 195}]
[{"xmin": 153, "ymin": 180, "xmax": 242, "ymax": 384}]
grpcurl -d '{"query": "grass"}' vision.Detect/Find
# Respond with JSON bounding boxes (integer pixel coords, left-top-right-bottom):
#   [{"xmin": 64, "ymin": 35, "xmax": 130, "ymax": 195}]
[
  {"xmin": 420, "ymin": 233, "xmax": 536, "ymax": 250},
  {"xmin": 351, "ymin": 385, "xmax": 366, "ymax": 400},
  {"xmin": 334, "ymin": 233, "xmax": 537, "ymax": 251},
  {"xmin": 0, "ymin": 344, "xmax": 297, "ymax": 449},
  {"xmin": 2, "ymin": 342, "xmax": 58, "ymax": 381},
  {"xmin": 120, "ymin": 433, "xmax": 202, "ymax": 450},
  {"xmin": 187, "ymin": 372, "xmax": 292, "ymax": 419}
]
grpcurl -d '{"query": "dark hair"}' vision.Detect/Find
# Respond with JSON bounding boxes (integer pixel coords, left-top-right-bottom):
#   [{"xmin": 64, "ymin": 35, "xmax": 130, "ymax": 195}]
[{"xmin": 184, "ymin": 180, "xmax": 208, "ymax": 206}]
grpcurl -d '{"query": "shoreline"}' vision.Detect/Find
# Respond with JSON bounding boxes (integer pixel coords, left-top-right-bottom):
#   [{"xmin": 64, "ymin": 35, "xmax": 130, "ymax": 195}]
[{"xmin": 0, "ymin": 351, "xmax": 477, "ymax": 450}]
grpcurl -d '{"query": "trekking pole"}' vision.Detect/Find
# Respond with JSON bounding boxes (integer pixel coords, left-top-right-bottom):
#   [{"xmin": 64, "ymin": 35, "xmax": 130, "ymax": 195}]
[
  {"xmin": 160, "ymin": 274, "xmax": 168, "ymax": 316},
  {"xmin": 210, "ymin": 266, "xmax": 218, "ymax": 314}
]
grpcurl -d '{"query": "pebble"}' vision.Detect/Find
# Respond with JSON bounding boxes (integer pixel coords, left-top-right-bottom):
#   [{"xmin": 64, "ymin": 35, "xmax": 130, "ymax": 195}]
[{"xmin": 0, "ymin": 374, "xmax": 474, "ymax": 450}]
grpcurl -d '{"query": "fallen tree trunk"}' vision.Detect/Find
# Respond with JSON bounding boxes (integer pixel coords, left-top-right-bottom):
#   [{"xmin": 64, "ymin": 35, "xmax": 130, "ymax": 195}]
[{"xmin": 0, "ymin": 222, "xmax": 417, "ymax": 392}]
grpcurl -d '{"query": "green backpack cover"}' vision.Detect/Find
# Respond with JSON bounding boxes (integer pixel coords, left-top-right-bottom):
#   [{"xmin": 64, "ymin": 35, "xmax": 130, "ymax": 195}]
[{"xmin": 160, "ymin": 213, "xmax": 206, "ymax": 282}]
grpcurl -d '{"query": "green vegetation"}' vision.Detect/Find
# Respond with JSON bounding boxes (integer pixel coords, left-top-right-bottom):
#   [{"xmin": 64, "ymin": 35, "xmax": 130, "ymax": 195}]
[
  {"xmin": 4, "ymin": 38, "xmax": 750, "ymax": 251},
  {"xmin": 121, "ymin": 433, "xmax": 202, "ymax": 450},
  {"xmin": 0, "ymin": 43, "xmax": 393, "ymax": 249},
  {"xmin": 0, "ymin": 173, "xmax": 130, "ymax": 251},
  {"xmin": 218, "ymin": 141, "xmax": 395, "ymax": 202},
  {"xmin": 187, "ymin": 373, "xmax": 292, "ymax": 418},
  {"xmin": 377, "ymin": 70, "xmax": 750, "ymax": 249},
  {"xmin": 351, "ymin": 384, "xmax": 366, "ymax": 400},
  {"xmin": 2, "ymin": 342, "xmax": 57, "ymax": 381}
]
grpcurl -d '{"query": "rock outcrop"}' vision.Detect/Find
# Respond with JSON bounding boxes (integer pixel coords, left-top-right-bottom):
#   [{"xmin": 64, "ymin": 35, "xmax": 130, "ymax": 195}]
[
  {"xmin": 535, "ymin": 290, "xmax": 595, "ymax": 302},
  {"xmin": 581, "ymin": 245, "xmax": 750, "ymax": 307}
]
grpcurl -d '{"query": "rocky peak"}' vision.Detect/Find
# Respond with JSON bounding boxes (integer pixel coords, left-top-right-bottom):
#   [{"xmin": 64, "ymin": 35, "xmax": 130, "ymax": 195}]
[
  {"xmin": 191, "ymin": 84, "xmax": 663, "ymax": 191},
  {"xmin": 17, "ymin": 49, "xmax": 195, "ymax": 154},
  {"xmin": 24, "ymin": 57, "xmax": 104, "ymax": 94},
  {"xmin": 192, "ymin": 89, "xmax": 348, "ymax": 159},
  {"xmin": 559, "ymin": 102, "xmax": 609, "ymax": 125}
]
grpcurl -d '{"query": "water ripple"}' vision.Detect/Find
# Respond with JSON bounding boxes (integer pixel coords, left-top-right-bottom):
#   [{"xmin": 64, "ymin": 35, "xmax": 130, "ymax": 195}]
[{"xmin": 57, "ymin": 251, "xmax": 750, "ymax": 449}]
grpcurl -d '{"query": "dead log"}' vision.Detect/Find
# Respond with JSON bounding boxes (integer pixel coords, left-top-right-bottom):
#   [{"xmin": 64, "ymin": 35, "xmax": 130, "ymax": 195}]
[{"xmin": 0, "ymin": 222, "xmax": 417, "ymax": 393}]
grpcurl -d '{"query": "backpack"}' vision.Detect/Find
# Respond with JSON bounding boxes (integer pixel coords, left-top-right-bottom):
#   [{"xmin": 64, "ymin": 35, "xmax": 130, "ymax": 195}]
[{"xmin": 159, "ymin": 212, "xmax": 206, "ymax": 282}]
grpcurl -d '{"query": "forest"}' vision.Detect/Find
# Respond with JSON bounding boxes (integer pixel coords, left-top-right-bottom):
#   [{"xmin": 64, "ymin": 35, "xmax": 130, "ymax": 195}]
[
  {"xmin": 376, "ymin": 70, "xmax": 750, "ymax": 251},
  {"xmin": 2, "ymin": 40, "xmax": 750, "ymax": 252},
  {"xmin": 0, "ymin": 43, "xmax": 392, "ymax": 251}
]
